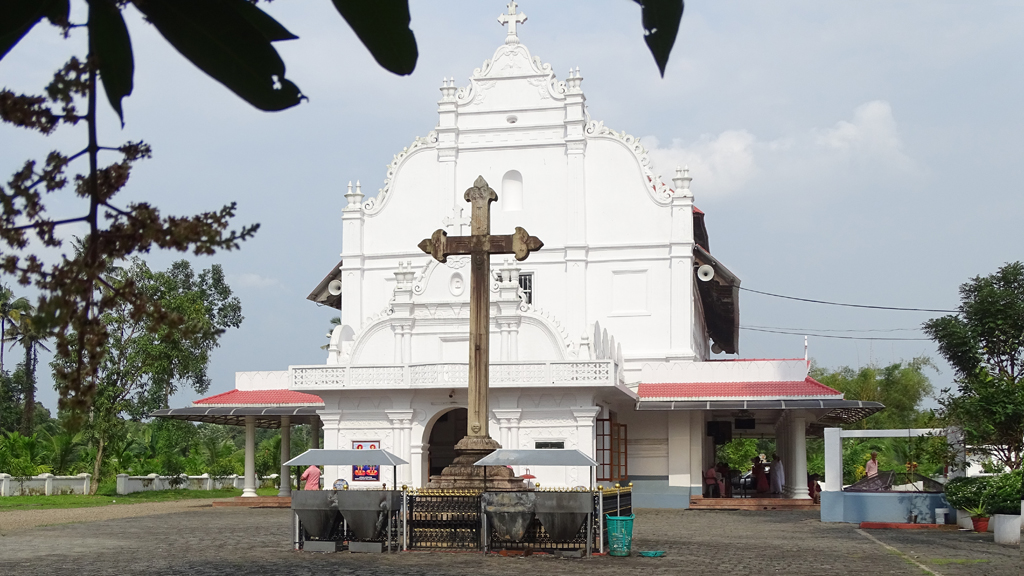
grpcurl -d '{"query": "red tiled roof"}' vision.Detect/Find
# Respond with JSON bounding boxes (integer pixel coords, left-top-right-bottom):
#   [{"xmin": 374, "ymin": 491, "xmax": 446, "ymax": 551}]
[
  {"xmin": 638, "ymin": 377, "xmax": 841, "ymax": 400},
  {"xmin": 693, "ymin": 206, "xmax": 704, "ymax": 215},
  {"xmin": 193, "ymin": 389, "xmax": 325, "ymax": 406}
]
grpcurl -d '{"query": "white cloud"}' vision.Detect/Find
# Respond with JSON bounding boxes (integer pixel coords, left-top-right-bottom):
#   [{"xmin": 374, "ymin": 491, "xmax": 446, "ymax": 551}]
[
  {"xmin": 644, "ymin": 100, "xmax": 914, "ymax": 199},
  {"xmin": 645, "ymin": 130, "xmax": 759, "ymax": 196},
  {"xmin": 229, "ymin": 273, "xmax": 279, "ymax": 288},
  {"xmin": 815, "ymin": 100, "xmax": 906, "ymax": 160}
]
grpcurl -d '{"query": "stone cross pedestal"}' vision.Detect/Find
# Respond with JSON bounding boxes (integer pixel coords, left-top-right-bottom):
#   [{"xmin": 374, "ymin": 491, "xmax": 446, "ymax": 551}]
[{"xmin": 419, "ymin": 176, "xmax": 543, "ymax": 490}]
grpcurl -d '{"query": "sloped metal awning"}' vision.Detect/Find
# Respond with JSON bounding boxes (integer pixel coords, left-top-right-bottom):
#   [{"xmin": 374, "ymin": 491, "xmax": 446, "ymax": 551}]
[
  {"xmin": 635, "ymin": 399, "xmax": 884, "ymax": 425},
  {"xmin": 150, "ymin": 407, "xmax": 321, "ymax": 429},
  {"xmin": 284, "ymin": 449, "xmax": 408, "ymax": 467},
  {"xmin": 473, "ymin": 449, "xmax": 598, "ymax": 468}
]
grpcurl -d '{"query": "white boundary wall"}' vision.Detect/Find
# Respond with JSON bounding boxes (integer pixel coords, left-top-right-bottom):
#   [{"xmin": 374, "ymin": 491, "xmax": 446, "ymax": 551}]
[
  {"xmin": 115, "ymin": 473, "xmax": 281, "ymax": 495},
  {"xmin": 0, "ymin": 473, "xmax": 91, "ymax": 496}
]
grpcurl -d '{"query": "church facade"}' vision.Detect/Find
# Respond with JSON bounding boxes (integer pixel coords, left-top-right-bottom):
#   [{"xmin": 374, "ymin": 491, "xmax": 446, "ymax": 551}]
[{"xmin": 189, "ymin": 4, "xmax": 879, "ymax": 507}]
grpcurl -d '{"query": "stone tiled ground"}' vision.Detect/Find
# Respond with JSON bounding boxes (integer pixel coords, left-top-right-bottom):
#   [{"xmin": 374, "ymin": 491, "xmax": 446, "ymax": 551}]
[{"xmin": 0, "ymin": 506, "xmax": 1018, "ymax": 575}]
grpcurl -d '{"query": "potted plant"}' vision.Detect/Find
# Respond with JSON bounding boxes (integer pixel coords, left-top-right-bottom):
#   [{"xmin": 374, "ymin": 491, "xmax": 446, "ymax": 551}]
[
  {"xmin": 963, "ymin": 503, "xmax": 989, "ymax": 533},
  {"xmin": 982, "ymin": 470, "xmax": 1022, "ymax": 546},
  {"xmin": 943, "ymin": 476, "xmax": 992, "ymax": 530}
]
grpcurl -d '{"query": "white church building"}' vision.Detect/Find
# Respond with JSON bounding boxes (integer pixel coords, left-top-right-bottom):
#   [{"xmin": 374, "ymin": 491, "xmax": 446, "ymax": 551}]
[{"xmin": 159, "ymin": 3, "xmax": 880, "ymax": 508}]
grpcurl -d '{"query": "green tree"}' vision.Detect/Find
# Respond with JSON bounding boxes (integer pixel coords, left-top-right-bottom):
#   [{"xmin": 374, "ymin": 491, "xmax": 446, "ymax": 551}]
[
  {"xmin": 1, "ymin": 1, "xmax": 685, "ymax": 413},
  {"xmin": 924, "ymin": 262, "xmax": 1024, "ymax": 471},
  {"xmin": 5, "ymin": 310, "xmax": 52, "ymax": 436},
  {"xmin": 51, "ymin": 258, "xmax": 243, "ymax": 491},
  {"xmin": 0, "ymin": 369, "xmax": 22, "ymax": 433},
  {"xmin": 0, "ymin": 286, "xmax": 31, "ymax": 372},
  {"xmin": 810, "ymin": 357, "xmax": 935, "ymax": 430}
]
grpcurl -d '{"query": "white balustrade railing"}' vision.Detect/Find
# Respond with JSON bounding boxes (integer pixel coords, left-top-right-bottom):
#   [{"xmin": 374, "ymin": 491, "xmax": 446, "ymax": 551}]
[
  {"xmin": 0, "ymin": 473, "xmax": 91, "ymax": 496},
  {"xmin": 115, "ymin": 473, "xmax": 281, "ymax": 495},
  {"xmin": 290, "ymin": 360, "xmax": 617, "ymax": 390}
]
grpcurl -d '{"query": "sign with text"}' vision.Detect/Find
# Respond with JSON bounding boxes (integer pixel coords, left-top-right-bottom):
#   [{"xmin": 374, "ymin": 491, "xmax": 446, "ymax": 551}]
[{"xmin": 352, "ymin": 441, "xmax": 380, "ymax": 482}]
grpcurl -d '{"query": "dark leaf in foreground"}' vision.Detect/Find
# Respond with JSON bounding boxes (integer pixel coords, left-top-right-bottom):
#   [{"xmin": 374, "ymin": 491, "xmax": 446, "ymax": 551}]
[
  {"xmin": 88, "ymin": 0, "xmax": 134, "ymax": 123},
  {"xmin": 131, "ymin": 0, "xmax": 303, "ymax": 111},
  {"xmin": 633, "ymin": 0, "xmax": 684, "ymax": 77},
  {"xmin": 0, "ymin": 0, "xmax": 51, "ymax": 61},
  {"xmin": 331, "ymin": 0, "xmax": 418, "ymax": 76}
]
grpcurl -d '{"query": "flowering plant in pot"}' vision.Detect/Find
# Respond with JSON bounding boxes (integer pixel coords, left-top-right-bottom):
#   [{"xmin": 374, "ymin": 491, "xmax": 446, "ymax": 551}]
[{"xmin": 963, "ymin": 504, "xmax": 989, "ymax": 532}]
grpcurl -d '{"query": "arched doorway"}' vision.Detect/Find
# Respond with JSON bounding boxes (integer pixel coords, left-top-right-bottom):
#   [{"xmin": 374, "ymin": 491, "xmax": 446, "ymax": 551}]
[{"xmin": 427, "ymin": 408, "xmax": 467, "ymax": 478}]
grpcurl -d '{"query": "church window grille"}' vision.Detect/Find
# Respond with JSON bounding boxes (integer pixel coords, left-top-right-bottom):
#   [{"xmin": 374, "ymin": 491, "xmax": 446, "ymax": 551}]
[
  {"xmin": 535, "ymin": 441, "xmax": 564, "ymax": 449},
  {"xmin": 519, "ymin": 272, "xmax": 533, "ymax": 304}
]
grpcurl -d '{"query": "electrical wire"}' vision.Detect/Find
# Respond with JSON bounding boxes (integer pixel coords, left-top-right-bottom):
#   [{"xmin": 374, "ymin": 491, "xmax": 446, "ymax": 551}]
[
  {"xmin": 742, "ymin": 324, "xmax": 922, "ymax": 333},
  {"xmin": 739, "ymin": 287, "xmax": 957, "ymax": 313},
  {"xmin": 740, "ymin": 326, "xmax": 932, "ymax": 341}
]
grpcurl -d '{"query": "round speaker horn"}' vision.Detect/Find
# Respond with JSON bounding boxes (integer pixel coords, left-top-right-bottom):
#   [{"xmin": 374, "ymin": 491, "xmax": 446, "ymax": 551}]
[
  {"xmin": 697, "ymin": 264, "xmax": 715, "ymax": 282},
  {"xmin": 711, "ymin": 342, "xmax": 723, "ymax": 354},
  {"xmin": 328, "ymin": 279, "xmax": 343, "ymax": 296}
]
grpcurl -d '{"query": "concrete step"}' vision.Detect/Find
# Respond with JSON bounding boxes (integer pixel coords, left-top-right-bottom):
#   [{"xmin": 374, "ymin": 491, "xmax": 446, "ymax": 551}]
[
  {"xmin": 689, "ymin": 497, "xmax": 819, "ymax": 511},
  {"xmin": 212, "ymin": 496, "xmax": 291, "ymax": 508}
]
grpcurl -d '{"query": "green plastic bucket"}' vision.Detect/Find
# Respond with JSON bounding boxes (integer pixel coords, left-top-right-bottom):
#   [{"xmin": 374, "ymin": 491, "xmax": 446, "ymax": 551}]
[{"xmin": 606, "ymin": 513, "xmax": 635, "ymax": 557}]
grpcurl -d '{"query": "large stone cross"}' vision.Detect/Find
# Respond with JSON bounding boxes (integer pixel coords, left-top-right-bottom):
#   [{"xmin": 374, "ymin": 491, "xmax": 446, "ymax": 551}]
[
  {"xmin": 419, "ymin": 176, "xmax": 542, "ymax": 446},
  {"xmin": 497, "ymin": 1, "xmax": 527, "ymax": 44}
]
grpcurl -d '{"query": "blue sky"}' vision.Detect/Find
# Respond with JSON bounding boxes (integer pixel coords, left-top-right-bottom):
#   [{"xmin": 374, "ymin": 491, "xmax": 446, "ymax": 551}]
[{"xmin": 1, "ymin": 1, "xmax": 1021, "ymax": 412}]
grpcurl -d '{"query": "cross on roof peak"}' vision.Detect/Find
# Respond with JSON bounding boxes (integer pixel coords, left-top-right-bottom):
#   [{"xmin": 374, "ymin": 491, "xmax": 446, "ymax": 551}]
[{"xmin": 497, "ymin": 1, "xmax": 527, "ymax": 45}]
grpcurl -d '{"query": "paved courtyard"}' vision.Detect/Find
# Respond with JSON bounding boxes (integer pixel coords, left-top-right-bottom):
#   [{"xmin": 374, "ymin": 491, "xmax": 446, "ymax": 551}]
[{"xmin": 0, "ymin": 505, "xmax": 1018, "ymax": 575}]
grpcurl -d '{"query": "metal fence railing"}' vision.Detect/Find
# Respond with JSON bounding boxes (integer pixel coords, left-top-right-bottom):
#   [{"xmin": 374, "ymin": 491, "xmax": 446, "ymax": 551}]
[
  {"xmin": 294, "ymin": 486, "xmax": 623, "ymax": 555},
  {"xmin": 407, "ymin": 491, "xmax": 481, "ymax": 550}
]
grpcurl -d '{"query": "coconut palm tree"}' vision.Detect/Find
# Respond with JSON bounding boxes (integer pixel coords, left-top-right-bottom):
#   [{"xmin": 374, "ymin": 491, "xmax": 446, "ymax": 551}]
[
  {"xmin": 0, "ymin": 286, "xmax": 31, "ymax": 373},
  {"xmin": 4, "ymin": 312, "xmax": 52, "ymax": 435}
]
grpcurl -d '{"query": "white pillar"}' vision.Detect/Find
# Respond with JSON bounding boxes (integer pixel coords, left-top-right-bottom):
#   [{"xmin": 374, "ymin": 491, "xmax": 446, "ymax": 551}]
[
  {"xmin": 669, "ymin": 168, "xmax": 695, "ymax": 359},
  {"xmin": 790, "ymin": 416, "xmax": 810, "ymax": 499},
  {"xmin": 823, "ymin": 427, "xmax": 843, "ymax": 492},
  {"xmin": 278, "ymin": 416, "xmax": 291, "ymax": 497},
  {"xmin": 242, "ymin": 415, "xmax": 257, "ymax": 497},
  {"xmin": 387, "ymin": 410, "xmax": 414, "ymax": 484},
  {"xmin": 412, "ymin": 442, "xmax": 427, "ymax": 487}
]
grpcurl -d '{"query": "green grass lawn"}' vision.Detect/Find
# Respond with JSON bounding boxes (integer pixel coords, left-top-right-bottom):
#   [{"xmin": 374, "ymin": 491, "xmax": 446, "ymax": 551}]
[{"xmin": 0, "ymin": 487, "xmax": 281, "ymax": 511}]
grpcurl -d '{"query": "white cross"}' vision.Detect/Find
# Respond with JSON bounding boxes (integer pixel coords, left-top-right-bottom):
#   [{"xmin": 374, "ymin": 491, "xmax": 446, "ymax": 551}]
[
  {"xmin": 443, "ymin": 206, "xmax": 471, "ymax": 235},
  {"xmin": 497, "ymin": 1, "xmax": 527, "ymax": 44}
]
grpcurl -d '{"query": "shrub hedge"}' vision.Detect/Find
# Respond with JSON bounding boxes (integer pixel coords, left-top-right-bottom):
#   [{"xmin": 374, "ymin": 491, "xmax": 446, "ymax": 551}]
[
  {"xmin": 981, "ymin": 469, "xmax": 1023, "ymax": 515},
  {"xmin": 943, "ymin": 476, "xmax": 992, "ymax": 510}
]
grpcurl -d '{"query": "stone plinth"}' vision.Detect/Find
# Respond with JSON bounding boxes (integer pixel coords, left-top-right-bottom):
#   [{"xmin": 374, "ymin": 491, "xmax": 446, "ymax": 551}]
[{"xmin": 427, "ymin": 436, "xmax": 525, "ymax": 491}]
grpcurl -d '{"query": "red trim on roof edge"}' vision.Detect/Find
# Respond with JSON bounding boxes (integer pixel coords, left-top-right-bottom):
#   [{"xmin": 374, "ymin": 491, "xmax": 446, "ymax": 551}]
[
  {"xmin": 194, "ymin": 389, "xmax": 325, "ymax": 406},
  {"xmin": 638, "ymin": 377, "xmax": 841, "ymax": 399}
]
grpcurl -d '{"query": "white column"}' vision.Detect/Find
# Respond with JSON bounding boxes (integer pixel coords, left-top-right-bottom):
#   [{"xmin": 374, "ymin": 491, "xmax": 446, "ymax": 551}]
[
  {"xmin": 790, "ymin": 416, "xmax": 810, "ymax": 499},
  {"xmin": 667, "ymin": 412, "xmax": 691, "ymax": 488},
  {"xmin": 412, "ymin": 442, "xmax": 427, "ymax": 487},
  {"xmin": 564, "ymin": 71, "xmax": 588, "ymax": 338},
  {"xmin": 499, "ymin": 324, "xmax": 510, "ymax": 361},
  {"xmin": 242, "ymin": 415, "xmax": 257, "ymax": 497},
  {"xmin": 823, "ymin": 428, "xmax": 842, "ymax": 492},
  {"xmin": 494, "ymin": 409, "xmax": 522, "ymax": 451},
  {"xmin": 278, "ymin": 416, "xmax": 291, "ymax": 497},
  {"xmin": 341, "ymin": 182, "xmax": 365, "ymax": 331},
  {"xmin": 387, "ymin": 410, "xmax": 414, "ymax": 485},
  {"xmin": 321, "ymin": 415, "xmax": 340, "ymax": 486},
  {"xmin": 669, "ymin": 168, "xmax": 696, "ymax": 359}
]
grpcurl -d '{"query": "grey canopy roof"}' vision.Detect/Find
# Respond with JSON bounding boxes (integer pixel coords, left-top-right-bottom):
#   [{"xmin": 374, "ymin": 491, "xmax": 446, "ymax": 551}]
[
  {"xmin": 473, "ymin": 449, "xmax": 598, "ymax": 467},
  {"xmin": 150, "ymin": 407, "xmax": 321, "ymax": 429},
  {"xmin": 283, "ymin": 449, "xmax": 409, "ymax": 467}
]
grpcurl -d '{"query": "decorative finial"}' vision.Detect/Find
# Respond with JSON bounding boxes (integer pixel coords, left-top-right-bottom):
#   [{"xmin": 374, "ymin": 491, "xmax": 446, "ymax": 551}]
[
  {"xmin": 345, "ymin": 179, "xmax": 364, "ymax": 209},
  {"xmin": 566, "ymin": 66, "xmax": 584, "ymax": 92},
  {"xmin": 672, "ymin": 165, "xmax": 692, "ymax": 196},
  {"xmin": 498, "ymin": 1, "xmax": 527, "ymax": 45}
]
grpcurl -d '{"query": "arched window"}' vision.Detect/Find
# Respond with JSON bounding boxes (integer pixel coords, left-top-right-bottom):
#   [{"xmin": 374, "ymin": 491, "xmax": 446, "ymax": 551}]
[{"xmin": 501, "ymin": 170, "xmax": 523, "ymax": 211}]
